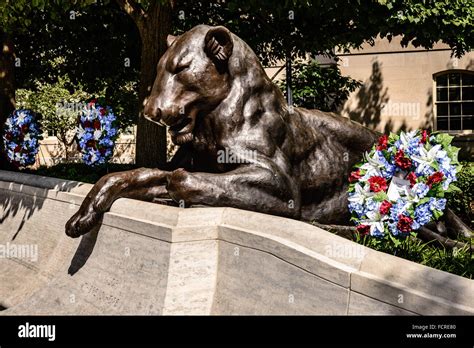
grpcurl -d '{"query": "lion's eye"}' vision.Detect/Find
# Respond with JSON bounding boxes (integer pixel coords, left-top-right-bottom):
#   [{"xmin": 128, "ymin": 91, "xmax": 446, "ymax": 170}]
[{"xmin": 173, "ymin": 64, "xmax": 189, "ymax": 74}]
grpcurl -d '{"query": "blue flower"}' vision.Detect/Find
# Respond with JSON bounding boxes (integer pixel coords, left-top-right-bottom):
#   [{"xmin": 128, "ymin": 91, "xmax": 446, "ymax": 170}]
[
  {"xmin": 414, "ymin": 203, "xmax": 432, "ymax": 227},
  {"xmin": 415, "ymin": 163, "xmax": 435, "ymax": 176},
  {"xmin": 412, "ymin": 182, "xmax": 429, "ymax": 199},
  {"xmin": 371, "ymin": 224, "xmax": 385, "ymax": 237},
  {"xmin": 429, "ymin": 197, "xmax": 446, "ymax": 212},
  {"xmin": 376, "ymin": 151, "xmax": 396, "ymax": 178},
  {"xmin": 390, "ymin": 199, "xmax": 407, "ymax": 221},
  {"xmin": 364, "ymin": 198, "xmax": 378, "ymax": 216},
  {"xmin": 348, "ymin": 200, "xmax": 365, "ymax": 217}
]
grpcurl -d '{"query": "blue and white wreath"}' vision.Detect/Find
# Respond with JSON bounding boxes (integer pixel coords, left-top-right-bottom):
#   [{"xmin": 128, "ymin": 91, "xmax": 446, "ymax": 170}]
[{"xmin": 3, "ymin": 109, "xmax": 42, "ymax": 167}]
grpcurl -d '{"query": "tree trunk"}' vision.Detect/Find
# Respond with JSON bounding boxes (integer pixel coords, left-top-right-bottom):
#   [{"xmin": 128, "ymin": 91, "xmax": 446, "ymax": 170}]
[
  {"xmin": 0, "ymin": 30, "xmax": 16, "ymax": 170},
  {"xmin": 135, "ymin": 2, "xmax": 172, "ymax": 168}
]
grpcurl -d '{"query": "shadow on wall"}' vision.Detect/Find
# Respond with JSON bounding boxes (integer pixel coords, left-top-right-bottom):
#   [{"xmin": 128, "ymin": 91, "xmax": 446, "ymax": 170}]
[
  {"xmin": 466, "ymin": 59, "xmax": 474, "ymax": 71},
  {"xmin": 419, "ymin": 88, "xmax": 434, "ymax": 131},
  {"xmin": 345, "ymin": 60, "xmax": 407, "ymax": 134},
  {"xmin": 0, "ymin": 171, "xmax": 83, "ymax": 239}
]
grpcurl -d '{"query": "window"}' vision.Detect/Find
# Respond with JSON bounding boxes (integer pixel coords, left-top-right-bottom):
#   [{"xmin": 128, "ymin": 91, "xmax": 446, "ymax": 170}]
[{"xmin": 435, "ymin": 71, "xmax": 473, "ymax": 132}]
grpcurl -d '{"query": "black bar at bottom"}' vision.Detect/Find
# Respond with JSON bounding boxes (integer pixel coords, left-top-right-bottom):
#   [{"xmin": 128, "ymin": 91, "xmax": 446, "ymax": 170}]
[{"xmin": 0, "ymin": 315, "xmax": 472, "ymax": 346}]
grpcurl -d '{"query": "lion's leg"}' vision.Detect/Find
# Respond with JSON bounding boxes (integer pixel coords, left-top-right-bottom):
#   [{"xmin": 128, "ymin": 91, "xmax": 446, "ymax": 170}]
[
  {"xmin": 65, "ymin": 168, "xmax": 170, "ymax": 238},
  {"xmin": 166, "ymin": 166, "xmax": 301, "ymax": 219}
]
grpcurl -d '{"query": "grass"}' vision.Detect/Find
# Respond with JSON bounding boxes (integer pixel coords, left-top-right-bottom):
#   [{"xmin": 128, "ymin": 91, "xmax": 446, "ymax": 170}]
[{"xmin": 355, "ymin": 232, "xmax": 473, "ymax": 279}]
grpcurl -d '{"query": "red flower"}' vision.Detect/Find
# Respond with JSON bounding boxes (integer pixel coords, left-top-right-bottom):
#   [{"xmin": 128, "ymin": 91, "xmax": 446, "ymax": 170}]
[
  {"xmin": 420, "ymin": 130, "xmax": 429, "ymax": 144},
  {"xmin": 406, "ymin": 172, "xmax": 417, "ymax": 187},
  {"xmin": 379, "ymin": 200, "xmax": 392, "ymax": 215},
  {"xmin": 356, "ymin": 224, "xmax": 370, "ymax": 236},
  {"xmin": 368, "ymin": 176, "xmax": 388, "ymax": 192},
  {"xmin": 93, "ymin": 120, "xmax": 101, "ymax": 130},
  {"xmin": 395, "ymin": 149, "xmax": 412, "ymax": 170},
  {"xmin": 377, "ymin": 134, "xmax": 389, "ymax": 151},
  {"xmin": 99, "ymin": 108, "xmax": 106, "ymax": 116},
  {"xmin": 426, "ymin": 172, "xmax": 444, "ymax": 187},
  {"xmin": 21, "ymin": 124, "xmax": 29, "ymax": 133},
  {"xmin": 88, "ymin": 99, "xmax": 97, "ymax": 107},
  {"xmin": 397, "ymin": 214, "xmax": 413, "ymax": 234},
  {"xmin": 14, "ymin": 145, "xmax": 21, "ymax": 152},
  {"xmin": 83, "ymin": 120, "xmax": 92, "ymax": 128},
  {"xmin": 348, "ymin": 169, "xmax": 362, "ymax": 183},
  {"xmin": 86, "ymin": 140, "xmax": 97, "ymax": 149},
  {"xmin": 5, "ymin": 132, "xmax": 12, "ymax": 140}
]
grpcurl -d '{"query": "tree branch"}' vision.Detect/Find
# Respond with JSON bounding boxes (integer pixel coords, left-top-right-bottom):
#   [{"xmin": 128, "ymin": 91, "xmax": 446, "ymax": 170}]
[
  {"xmin": 312, "ymin": 222, "xmax": 355, "ymax": 240},
  {"xmin": 418, "ymin": 226, "xmax": 473, "ymax": 251},
  {"xmin": 445, "ymin": 208, "xmax": 474, "ymax": 239},
  {"xmin": 115, "ymin": 0, "xmax": 145, "ymax": 25}
]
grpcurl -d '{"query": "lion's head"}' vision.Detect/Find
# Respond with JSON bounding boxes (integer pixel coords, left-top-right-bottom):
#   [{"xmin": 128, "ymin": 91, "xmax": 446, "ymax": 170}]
[{"xmin": 144, "ymin": 25, "xmax": 235, "ymax": 145}]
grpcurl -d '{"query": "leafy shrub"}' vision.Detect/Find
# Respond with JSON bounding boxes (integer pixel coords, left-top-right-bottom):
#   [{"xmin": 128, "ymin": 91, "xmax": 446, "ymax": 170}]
[
  {"xmin": 446, "ymin": 161, "xmax": 473, "ymax": 228},
  {"xmin": 16, "ymin": 74, "xmax": 92, "ymax": 161},
  {"xmin": 355, "ymin": 232, "xmax": 473, "ymax": 279},
  {"xmin": 279, "ymin": 61, "xmax": 362, "ymax": 112}
]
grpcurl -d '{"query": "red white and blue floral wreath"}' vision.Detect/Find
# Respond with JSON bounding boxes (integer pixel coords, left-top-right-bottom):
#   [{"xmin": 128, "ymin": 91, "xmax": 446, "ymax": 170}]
[
  {"xmin": 348, "ymin": 130, "xmax": 461, "ymax": 238},
  {"xmin": 76, "ymin": 99, "xmax": 118, "ymax": 166},
  {"xmin": 3, "ymin": 109, "xmax": 42, "ymax": 167}
]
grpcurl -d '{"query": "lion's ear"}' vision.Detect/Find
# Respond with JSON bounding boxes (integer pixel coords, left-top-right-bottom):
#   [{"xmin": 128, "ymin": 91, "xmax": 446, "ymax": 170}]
[
  {"xmin": 166, "ymin": 34, "xmax": 179, "ymax": 48},
  {"xmin": 204, "ymin": 26, "xmax": 233, "ymax": 62}
]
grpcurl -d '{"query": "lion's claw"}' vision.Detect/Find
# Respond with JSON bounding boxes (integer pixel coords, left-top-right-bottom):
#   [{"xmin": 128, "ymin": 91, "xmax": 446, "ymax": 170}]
[{"xmin": 65, "ymin": 208, "xmax": 101, "ymax": 238}]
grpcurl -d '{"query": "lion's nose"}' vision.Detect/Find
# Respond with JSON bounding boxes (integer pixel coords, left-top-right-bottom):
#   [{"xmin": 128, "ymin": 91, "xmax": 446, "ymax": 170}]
[{"xmin": 144, "ymin": 100, "xmax": 161, "ymax": 122}]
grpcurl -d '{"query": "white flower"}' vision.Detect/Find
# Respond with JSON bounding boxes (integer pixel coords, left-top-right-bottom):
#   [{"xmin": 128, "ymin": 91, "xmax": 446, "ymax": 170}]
[
  {"xmin": 17, "ymin": 112, "xmax": 27, "ymax": 124},
  {"xmin": 93, "ymin": 129, "xmax": 102, "ymax": 140},
  {"xmin": 8, "ymin": 149, "xmax": 22, "ymax": 163},
  {"xmin": 76, "ymin": 126, "xmax": 86, "ymax": 139},
  {"xmin": 348, "ymin": 183, "xmax": 374, "ymax": 205},
  {"xmin": 90, "ymin": 151, "xmax": 98, "ymax": 163},
  {"xmin": 360, "ymin": 151, "xmax": 385, "ymax": 178},
  {"xmin": 411, "ymin": 144, "xmax": 441, "ymax": 172},
  {"xmin": 398, "ymin": 130, "xmax": 417, "ymax": 148}
]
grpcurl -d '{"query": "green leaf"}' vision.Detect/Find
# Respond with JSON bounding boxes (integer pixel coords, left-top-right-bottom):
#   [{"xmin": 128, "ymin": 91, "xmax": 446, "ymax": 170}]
[
  {"xmin": 435, "ymin": 133, "xmax": 454, "ymax": 148},
  {"xmin": 418, "ymin": 197, "xmax": 431, "ymax": 205},
  {"xmin": 430, "ymin": 160, "xmax": 439, "ymax": 171},
  {"xmin": 446, "ymin": 145, "xmax": 460, "ymax": 163},
  {"xmin": 445, "ymin": 184, "xmax": 462, "ymax": 193},
  {"xmin": 433, "ymin": 209, "xmax": 444, "ymax": 220},
  {"xmin": 373, "ymin": 191, "xmax": 389, "ymax": 202},
  {"xmin": 389, "ymin": 233, "xmax": 401, "ymax": 247}
]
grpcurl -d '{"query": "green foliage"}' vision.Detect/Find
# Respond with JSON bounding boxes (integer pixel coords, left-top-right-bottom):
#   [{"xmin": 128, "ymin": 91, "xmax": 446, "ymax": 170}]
[
  {"xmin": 378, "ymin": 0, "xmax": 474, "ymax": 57},
  {"xmin": 0, "ymin": 0, "xmax": 95, "ymax": 32},
  {"xmin": 356, "ymin": 232, "xmax": 473, "ymax": 279},
  {"xmin": 16, "ymin": 74, "xmax": 90, "ymax": 138},
  {"xmin": 278, "ymin": 61, "xmax": 362, "ymax": 112},
  {"xmin": 174, "ymin": 0, "xmax": 474, "ymax": 66},
  {"xmin": 446, "ymin": 162, "xmax": 474, "ymax": 228},
  {"xmin": 11, "ymin": 1, "xmax": 140, "ymax": 129}
]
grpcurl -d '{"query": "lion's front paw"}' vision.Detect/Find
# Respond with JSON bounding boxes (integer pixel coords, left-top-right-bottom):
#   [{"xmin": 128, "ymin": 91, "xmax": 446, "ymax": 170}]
[{"xmin": 65, "ymin": 207, "xmax": 102, "ymax": 238}]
